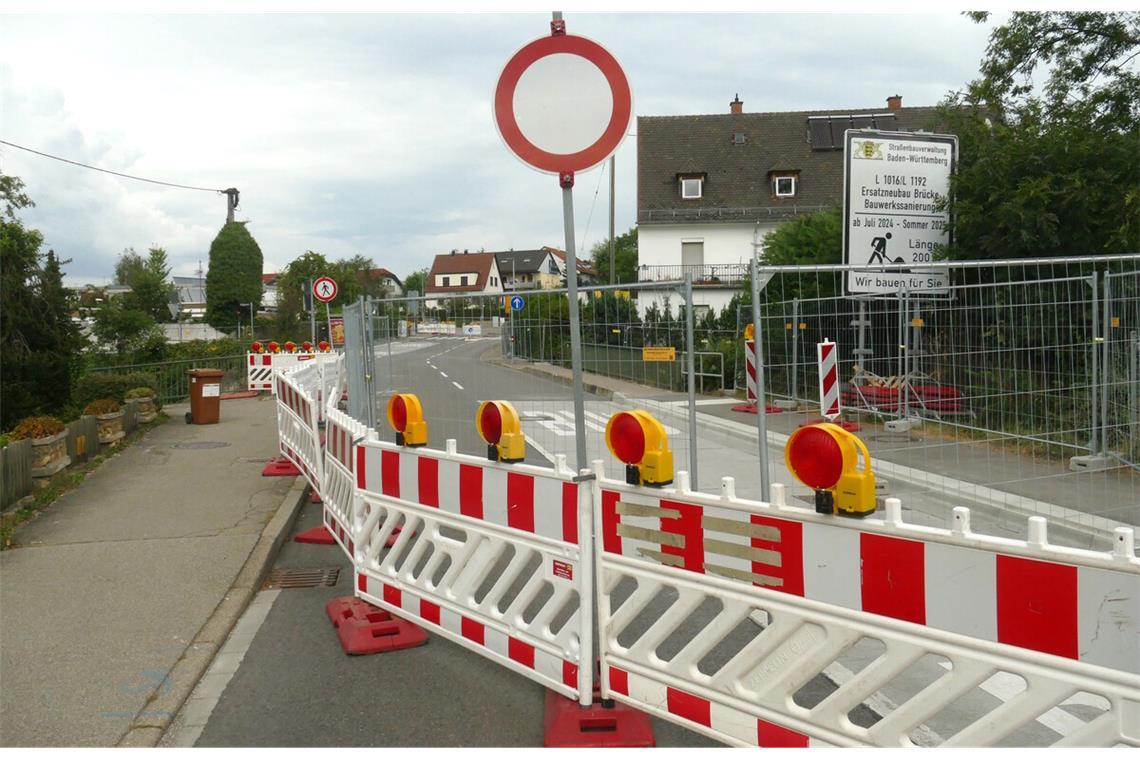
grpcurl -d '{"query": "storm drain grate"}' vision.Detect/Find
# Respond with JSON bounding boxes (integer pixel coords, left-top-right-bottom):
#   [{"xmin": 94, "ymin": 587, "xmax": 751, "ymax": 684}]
[{"xmin": 263, "ymin": 567, "xmax": 340, "ymax": 589}]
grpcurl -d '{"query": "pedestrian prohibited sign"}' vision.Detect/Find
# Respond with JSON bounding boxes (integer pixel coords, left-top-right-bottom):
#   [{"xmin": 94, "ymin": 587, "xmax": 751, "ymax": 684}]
[
  {"xmin": 313, "ymin": 276, "xmax": 338, "ymax": 303},
  {"xmin": 510, "ymin": 295, "xmax": 525, "ymax": 311}
]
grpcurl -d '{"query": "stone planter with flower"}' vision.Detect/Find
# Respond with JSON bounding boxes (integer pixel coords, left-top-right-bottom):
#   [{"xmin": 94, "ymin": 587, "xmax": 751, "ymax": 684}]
[
  {"xmin": 125, "ymin": 386, "xmax": 158, "ymax": 423},
  {"xmin": 10, "ymin": 415, "xmax": 72, "ymax": 478},
  {"xmin": 85, "ymin": 399, "xmax": 125, "ymax": 445}
]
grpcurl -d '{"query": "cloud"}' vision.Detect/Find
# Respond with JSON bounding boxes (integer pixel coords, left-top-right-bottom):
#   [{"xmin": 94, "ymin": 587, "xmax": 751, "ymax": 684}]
[{"xmin": 0, "ymin": 13, "xmax": 994, "ymax": 286}]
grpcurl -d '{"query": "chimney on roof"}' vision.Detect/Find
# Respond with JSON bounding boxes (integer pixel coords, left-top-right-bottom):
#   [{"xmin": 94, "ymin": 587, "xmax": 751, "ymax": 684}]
[
  {"xmin": 887, "ymin": 94, "xmax": 902, "ymax": 110},
  {"xmin": 730, "ymin": 93, "xmax": 743, "ymax": 114}
]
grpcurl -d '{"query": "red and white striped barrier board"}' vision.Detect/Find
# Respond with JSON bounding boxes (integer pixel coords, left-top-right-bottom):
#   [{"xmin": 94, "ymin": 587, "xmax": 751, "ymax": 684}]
[
  {"xmin": 248, "ymin": 351, "xmax": 318, "ymax": 392},
  {"xmin": 818, "ymin": 339, "xmax": 840, "ymax": 420},
  {"xmin": 355, "ymin": 438, "xmax": 595, "ymax": 705},
  {"xmin": 745, "ymin": 339, "xmax": 757, "ymax": 404},
  {"xmin": 592, "ymin": 464, "xmax": 1140, "ymax": 747}
]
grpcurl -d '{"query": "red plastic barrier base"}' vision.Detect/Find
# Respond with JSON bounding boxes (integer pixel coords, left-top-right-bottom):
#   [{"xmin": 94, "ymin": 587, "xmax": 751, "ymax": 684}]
[
  {"xmin": 730, "ymin": 403, "xmax": 783, "ymax": 414},
  {"xmin": 336, "ymin": 604, "xmax": 428, "ymax": 655},
  {"xmin": 799, "ymin": 417, "xmax": 861, "ymax": 432},
  {"xmin": 543, "ymin": 689, "xmax": 655, "ymax": 748},
  {"xmin": 262, "ymin": 456, "xmax": 301, "ymax": 477},
  {"xmin": 326, "ymin": 596, "xmax": 368, "ymax": 627},
  {"xmin": 310, "ymin": 490, "xmax": 323, "ymax": 504},
  {"xmin": 293, "ymin": 525, "xmax": 336, "ymax": 545}
]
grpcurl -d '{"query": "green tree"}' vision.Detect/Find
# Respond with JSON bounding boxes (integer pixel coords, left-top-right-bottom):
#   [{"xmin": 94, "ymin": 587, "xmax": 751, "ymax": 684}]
[
  {"xmin": 403, "ymin": 269, "xmax": 426, "ymax": 296},
  {"xmin": 114, "ymin": 246, "xmax": 173, "ymax": 322},
  {"xmin": 206, "ymin": 221, "xmax": 264, "ymax": 329},
  {"xmin": 590, "ymin": 227, "xmax": 638, "ymax": 284},
  {"xmin": 940, "ymin": 12, "xmax": 1140, "ymax": 259},
  {"xmin": 92, "ymin": 299, "xmax": 159, "ymax": 356},
  {"xmin": 0, "ymin": 175, "xmax": 85, "ymax": 428},
  {"xmin": 275, "ymin": 251, "xmax": 334, "ymax": 329}
]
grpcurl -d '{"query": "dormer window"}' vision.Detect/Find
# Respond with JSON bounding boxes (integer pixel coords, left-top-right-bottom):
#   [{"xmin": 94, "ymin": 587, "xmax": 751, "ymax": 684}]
[
  {"xmin": 680, "ymin": 177, "xmax": 703, "ymax": 199},
  {"xmin": 773, "ymin": 175, "xmax": 796, "ymax": 197}
]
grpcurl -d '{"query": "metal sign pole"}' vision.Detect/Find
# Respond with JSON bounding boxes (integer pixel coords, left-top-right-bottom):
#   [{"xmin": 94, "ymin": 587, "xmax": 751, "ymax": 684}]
[
  {"xmin": 750, "ymin": 255, "xmax": 770, "ymax": 501},
  {"xmin": 684, "ymin": 273, "xmax": 698, "ymax": 490},
  {"xmin": 561, "ymin": 173, "xmax": 588, "ymax": 473}
]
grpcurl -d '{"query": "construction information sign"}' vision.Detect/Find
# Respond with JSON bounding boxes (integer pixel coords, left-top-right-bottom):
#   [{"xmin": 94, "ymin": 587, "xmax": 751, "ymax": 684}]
[{"xmin": 843, "ymin": 130, "xmax": 957, "ymax": 296}]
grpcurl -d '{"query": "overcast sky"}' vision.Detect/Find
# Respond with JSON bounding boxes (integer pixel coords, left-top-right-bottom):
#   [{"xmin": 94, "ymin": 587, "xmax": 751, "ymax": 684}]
[{"xmin": 0, "ymin": 10, "xmax": 999, "ymax": 286}]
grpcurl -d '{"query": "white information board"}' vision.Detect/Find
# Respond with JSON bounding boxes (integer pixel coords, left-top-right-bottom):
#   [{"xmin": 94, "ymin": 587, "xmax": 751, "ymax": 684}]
[{"xmin": 843, "ymin": 130, "xmax": 957, "ymax": 296}]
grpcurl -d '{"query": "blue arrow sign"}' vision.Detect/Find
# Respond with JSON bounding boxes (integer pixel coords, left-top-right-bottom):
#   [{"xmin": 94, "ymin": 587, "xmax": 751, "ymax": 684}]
[{"xmin": 510, "ymin": 295, "xmax": 525, "ymax": 311}]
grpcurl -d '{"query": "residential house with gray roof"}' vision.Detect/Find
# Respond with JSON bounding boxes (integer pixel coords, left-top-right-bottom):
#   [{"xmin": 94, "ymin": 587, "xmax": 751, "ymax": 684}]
[{"xmin": 637, "ymin": 94, "xmax": 941, "ymax": 317}]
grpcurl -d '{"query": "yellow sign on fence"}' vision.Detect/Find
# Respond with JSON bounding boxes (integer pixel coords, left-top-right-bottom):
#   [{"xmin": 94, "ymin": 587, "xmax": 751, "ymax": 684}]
[{"xmin": 642, "ymin": 346, "xmax": 676, "ymax": 362}]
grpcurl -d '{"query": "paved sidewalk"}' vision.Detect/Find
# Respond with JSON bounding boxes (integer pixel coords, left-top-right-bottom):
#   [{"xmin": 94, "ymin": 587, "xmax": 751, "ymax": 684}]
[{"xmin": 0, "ymin": 395, "xmax": 304, "ymax": 747}]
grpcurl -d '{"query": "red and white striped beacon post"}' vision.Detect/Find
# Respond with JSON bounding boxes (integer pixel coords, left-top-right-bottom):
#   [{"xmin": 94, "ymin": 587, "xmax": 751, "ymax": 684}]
[
  {"xmin": 744, "ymin": 323, "xmax": 757, "ymax": 405},
  {"xmin": 818, "ymin": 338, "xmax": 841, "ymax": 420}
]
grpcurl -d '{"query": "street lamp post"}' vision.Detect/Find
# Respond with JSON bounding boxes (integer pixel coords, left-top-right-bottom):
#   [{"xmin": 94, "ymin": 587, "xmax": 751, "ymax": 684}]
[{"xmin": 240, "ymin": 302, "xmax": 255, "ymax": 341}]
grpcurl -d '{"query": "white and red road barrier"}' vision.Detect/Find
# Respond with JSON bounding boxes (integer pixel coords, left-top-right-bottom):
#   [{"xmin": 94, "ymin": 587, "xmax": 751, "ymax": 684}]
[
  {"xmin": 590, "ymin": 464, "xmax": 1140, "ymax": 747},
  {"xmin": 354, "ymin": 437, "xmax": 595, "ymax": 707},
  {"xmin": 270, "ymin": 384, "xmax": 1140, "ymax": 746},
  {"xmin": 744, "ymin": 337, "xmax": 757, "ymax": 405},
  {"xmin": 818, "ymin": 339, "xmax": 840, "ymax": 420},
  {"xmin": 321, "ymin": 407, "xmax": 368, "ymax": 561}
]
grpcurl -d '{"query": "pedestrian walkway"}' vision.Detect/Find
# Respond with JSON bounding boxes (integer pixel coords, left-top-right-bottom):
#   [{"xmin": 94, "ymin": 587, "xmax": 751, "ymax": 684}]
[{"xmin": 0, "ymin": 395, "xmax": 305, "ymax": 747}]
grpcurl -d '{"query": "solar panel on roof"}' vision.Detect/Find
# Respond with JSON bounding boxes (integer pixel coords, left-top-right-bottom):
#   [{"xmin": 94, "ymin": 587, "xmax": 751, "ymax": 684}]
[
  {"xmin": 851, "ymin": 115, "xmax": 874, "ymax": 131},
  {"xmin": 808, "ymin": 118, "xmax": 832, "ymax": 150},
  {"xmin": 874, "ymin": 114, "xmax": 898, "ymax": 130},
  {"xmin": 829, "ymin": 117, "xmax": 851, "ymax": 148}
]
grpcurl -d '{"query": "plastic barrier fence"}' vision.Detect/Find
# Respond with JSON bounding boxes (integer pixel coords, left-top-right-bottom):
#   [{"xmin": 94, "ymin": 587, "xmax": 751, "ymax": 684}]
[
  {"xmin": 591, "ymin": 466, "xmax": 1140, "ymax": 747},
  {"xmin": 318, "ymin": 354, "xmax": 346, "ymax": 423},
  {"xmin": 275, "ymin": 363, "xmax": 323, "ymax": 492},
  {"xmin": 354, "ymin": 437, "xmax": 595, "ymax": 706},
  {"xmin": 322, "ymin": 406, "xmax": 367, "ymax": 562}
]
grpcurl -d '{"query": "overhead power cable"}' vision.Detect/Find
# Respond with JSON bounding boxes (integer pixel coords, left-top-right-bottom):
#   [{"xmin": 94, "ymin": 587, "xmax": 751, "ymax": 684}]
[{"xmin": 0, "ymin": 138, "xmax": 227, "ymax": 194}]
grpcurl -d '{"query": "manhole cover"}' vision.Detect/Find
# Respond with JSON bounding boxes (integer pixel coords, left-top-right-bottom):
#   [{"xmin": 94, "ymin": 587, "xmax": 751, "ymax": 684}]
[
  {"xmin": 263, "ymin": 567, "xmax": 340, "ymax": 589},
  {"xmin": 170, "ymin": 441, "xmax": 231, "ymax": 450},
  {"xmin": 519, "ymin": 413, "xmax": 555, "ymax": 422}
]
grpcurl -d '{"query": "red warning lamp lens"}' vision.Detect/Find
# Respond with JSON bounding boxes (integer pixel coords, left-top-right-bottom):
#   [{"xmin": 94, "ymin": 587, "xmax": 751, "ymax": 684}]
[
  {"xmin": 318, "ymin": 340, "xmax": 330, "ymax": 351},
  {"xmin": 787, "ymin": 427, "xmax": 844, "ymax": 489},
  {"xmin": 250, "ymin": 341, "xmax": 262, "ymax": 353},
  {"xmin": 610, "ymin": 412, "xmax": 646, "ymax": 464},
  {"xmin": 268, "ymin": 341, "xmax": 280, "ymax": 353},
  {"xmin": 479, "ymin": 402, "xmax": 502, "ymax": 444},
  {"xmin": 284, "ymin": 341, "xmax": 296, "ymax": 352},
  {"xmin": 302, "ymin": 341, "xmax": 313, "ymax": 351},
  {"xmin": 390, "ymin": 396, "xmax": 407, "ymax": 432}
]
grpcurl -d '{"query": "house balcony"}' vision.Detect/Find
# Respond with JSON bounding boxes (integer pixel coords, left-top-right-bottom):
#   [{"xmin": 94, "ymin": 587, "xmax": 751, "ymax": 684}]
[{"xmin": 637, "ymin": 263, "xmax": 749, "ymax": 287}]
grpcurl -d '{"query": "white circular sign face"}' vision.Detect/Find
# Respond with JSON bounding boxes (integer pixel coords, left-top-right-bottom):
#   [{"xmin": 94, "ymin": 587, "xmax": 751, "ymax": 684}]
[
  {"xmin": 513, "ymin": 53, "xmax": 614, "ymax": 156},
  {"xmin": 494, "ymin": 33, "xmax": 632, "ymax": 175}
]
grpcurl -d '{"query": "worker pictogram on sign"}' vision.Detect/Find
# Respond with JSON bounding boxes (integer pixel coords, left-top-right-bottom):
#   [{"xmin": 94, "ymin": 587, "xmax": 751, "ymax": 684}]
[{"xmin": 313, "ymin": 276, "xmax": 338, "ymax": 303}]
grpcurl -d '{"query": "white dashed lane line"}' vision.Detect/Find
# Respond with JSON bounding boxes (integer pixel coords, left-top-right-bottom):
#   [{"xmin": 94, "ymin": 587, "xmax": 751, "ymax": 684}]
[
  {"xmin": 452, "ymin": 381, "xmax": 464, "ymax": 390},
  {"xmin": 439, "ymin": 372, "xmax": 448, "ymax": 378}
]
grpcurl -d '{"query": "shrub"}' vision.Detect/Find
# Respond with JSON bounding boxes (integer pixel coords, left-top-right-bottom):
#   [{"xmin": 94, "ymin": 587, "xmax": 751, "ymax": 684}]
[
  {"xmin": 125, "ymin": 386, "xmax": 155, "ymax": 399},
  {"xmin": 83, "ymin": 399, "xmax": 122, "ymax": 415},
  {"xmin": 74, "ymin": 372, "xmax": 158, "ymax": 407},
  {"xmin": 10, "ymin": 415, "xmax": 66, "ymax": 440}
]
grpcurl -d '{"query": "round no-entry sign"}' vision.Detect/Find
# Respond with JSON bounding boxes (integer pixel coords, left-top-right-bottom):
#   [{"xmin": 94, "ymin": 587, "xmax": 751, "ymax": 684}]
[
  {"xmin": 313, "ymin": 276, "xmax": 338, "ymax": 303},
  {"xmin": 494, "ymin": 33, "xmax": 632, "ymax": 175}
]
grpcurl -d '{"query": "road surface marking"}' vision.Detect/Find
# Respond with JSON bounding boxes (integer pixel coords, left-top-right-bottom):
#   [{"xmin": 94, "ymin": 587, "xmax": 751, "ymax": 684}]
[
  {"xmin": 440, "ymin": 372, "xmax": 448, "ymax": 378},
  {"xmin": 452, "ymin": 381, "xmax": 463, "ymax": 390},
  {"xmin": 936, "ymin": 661, "xmax": 1083, "ymax": 737}
]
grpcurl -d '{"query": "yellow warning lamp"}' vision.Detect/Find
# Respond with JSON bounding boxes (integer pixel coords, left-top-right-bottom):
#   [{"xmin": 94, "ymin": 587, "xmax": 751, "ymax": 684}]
[
  {"xmin": 250, "ymin": 341, "xmax": 263, "ymax": 354},
  {"xmin": 605, "ymin": 410, "xmax": 674, "ymax": 487},
  {"xmin": 387, "ymin": 393, "xmax": 427, "ymax": 447},
  {"xmin": 267, "ymin": 341, "xmax": 281, "ymax": 354},
  {"xmin": 302, "ymin": 341, "xmax": 313, "ymax": 352},
  {"xmin": 476, "ymin": 400, "xmax": 525, "ymax": 463},
  {"xmin": 785, "ymin": 423, "xmax": 877, "ymax": 517},
  {"xmin": 744, "ymin": 323, "xmax": 755, "ymax": 340},
  {"xmin": 284, "ymin": 341, "xmax": 297, "ymax": 353},
  {"xmin": 318, "ymin": 340, "xmax": 331, "ymax": 352}
]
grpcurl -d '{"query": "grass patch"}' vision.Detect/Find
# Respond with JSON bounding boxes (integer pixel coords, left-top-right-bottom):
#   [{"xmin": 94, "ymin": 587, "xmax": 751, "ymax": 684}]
[{"xmin": 0, "ymin": 413, "xmax": 169, "ymax": 549}]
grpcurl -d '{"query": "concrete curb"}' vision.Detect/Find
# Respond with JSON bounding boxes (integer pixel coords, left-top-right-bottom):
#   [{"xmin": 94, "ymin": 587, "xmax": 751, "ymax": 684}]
[{"xmin": 116, "ymin": 475, "xmax": 309, "ymax": 747}]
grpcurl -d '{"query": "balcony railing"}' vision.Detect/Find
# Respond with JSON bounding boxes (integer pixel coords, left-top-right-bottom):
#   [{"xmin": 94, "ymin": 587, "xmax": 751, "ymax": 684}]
[
  {"xmin": 637, "ymin": 263, "xmax": 749, "ymax": 286},
  {"xmin": 638, "ymin": 205, "xmax": 829, "ymax": 223}
]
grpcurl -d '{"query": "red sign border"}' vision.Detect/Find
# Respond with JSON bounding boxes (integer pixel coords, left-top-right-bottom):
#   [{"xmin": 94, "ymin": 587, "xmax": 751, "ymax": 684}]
[
  {"xmin": 313, "ymin": 276, "xmax": 338, "ymax": 303},
  {"xmin": 494, "ymin": 34, "xmax": 632, "ymax": 175}
]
